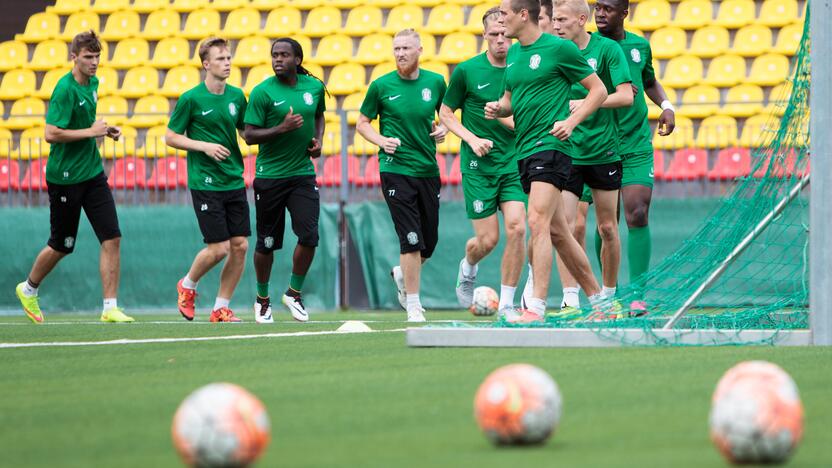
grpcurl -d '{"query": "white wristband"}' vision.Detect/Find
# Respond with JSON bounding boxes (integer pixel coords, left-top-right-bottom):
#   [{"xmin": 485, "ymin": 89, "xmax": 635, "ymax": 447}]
[{"xmin": 660, "ymin": 100, "xmax": 675, "ymax": 112}]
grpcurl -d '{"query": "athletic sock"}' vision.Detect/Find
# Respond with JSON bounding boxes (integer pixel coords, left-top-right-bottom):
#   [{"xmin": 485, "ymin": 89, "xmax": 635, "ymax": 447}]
[
  {"xmin": 628, "ymin": 226, "xmax": 652, "ymax": 283},
  {"xmin": 289, "ymin": 273, "xmax": 305, "ymax": 292},
  {"xmin": 462, "ymin": 258, "xmax": 478, "ymax": 277},
  {"xmin": 499, "ymin": 285, "xmax": 516, "ymax": 310},
  {"xmin": 22, "ymin": 280, "xmax": 38, "ymax": 297},
  {"xmin": 406, "ymin": 293, "xmax": 422, "ymax": 313},
  {"xmin": 103, "ymin": 298, "xmax": 117, "ymax": 310},
  {"xmin": 588, "ymin": 293, "xmax": 604, "ymax": 306},
  {"xmin": 285, "ymin": 287, "xmax": 301, "ymax": 298},
  {"xmin": 213, "ymin": 297, "xmax": 230, "ymax": 310},
  {"xmin": 562, "ymin": 287, "xmax": 580, "ymax": 308},
  {"xmin": 182, "ymin": 275, "xmax": 197, "ymax": 290},
  {"xmin": 527, "ymin": 298, "xmax": 545, "ymax": 317},
  {"xmin": 256, "ymin": 282, "xmax": 269, "ymax": 298},
  {"xmin": 602, "ymin": 286, "xmax": 617, "ymax": 299}
]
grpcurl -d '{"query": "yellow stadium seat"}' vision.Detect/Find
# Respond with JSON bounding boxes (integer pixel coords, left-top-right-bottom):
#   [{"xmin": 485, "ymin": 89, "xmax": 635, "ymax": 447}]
[
  {"xmin": 117, "ymin": 66, "xmax": 159, "ymax": 98},
  {"xmin": 696, "ymin": 115, "xmax": 738, "ymax": 149},
  {"xmin": 101, "ymin": 10, "xmax": 140, "ymax": 41},
  {"xmin": 35, "ymin": 68, "xmax": 71, "ymax": 99},
  {"xmin": 95, "ymin": 67, "xmax": 119, "ymax": 97},
  {"xmin": 715, "ymin": 0, "xmax": 755, "ymax": 29},
  {"xmin": 311, "ymin": 34, "xmax": 353, "ymax": 66},
  {"xmin": 370, "ymin": 62, "xmax": 396, "ymax": 82},
  {"xmin": 420, "ymin": 34, "xmax": 437, "ymax": 61},
  {"xmin": 321, "ymin": 126, "xmax": 342, "ymax": 156},
  {"xmin": 14, "ymin": 127, "xmax": 50, "ymax": 160},
  {"xmin": 331, "ymin": 0, "xmax": 366, "ymax": 6},
  {"xmin": 171, "ymin": 0, "xmax": 208, "ymax": 12},
  {"xmin": 344, "ymin": 6, "xmax": 383, "ymax": 35},
  {"xmin": 244, "ymin": 65, "xmax": 273, "ymax": 95},
  {"xmin": 411, "ymin": 0, "xmax": 442, "ymax": 6},
  {"xmin": 350, "ymin": 129, "xmax": 378, "ymax": 156},
  {"xmin": 100, "ymin": 125, "xmax": 137, "ymax": 159},
  {"xmin": 29, "ymin": 40, "xmax": 69, "ymax": 71},
  {"xmin": 303, "ymin": 63, "xmax": 325, "ymax": 81},
  {"xmin": 251, "ymin": 0, "xmax": 285, "ymax": 10},
  {"xmin": 653, "ymin": 115, "xmax": 694, "ymax": 150},
  {"xmin": 436, "ymin": 32, "xmax": 477, "ymax": 64},
  {"xmin": 133, "ymin": 0, "xmax": 172, "ymax": 13},
  {"xmin": 0, "ymin": 69, "xmax": 36, "ymax": 100},
  {"xmin": 672, "ymin": 0, "xmax": 712, "ymax": 29},
  {"xmin": 688, "ymin": 26, "xmax": 728, "ymax": 58},
  {"xmin": 61, "ymin": 12, "xmax": 100, "ymax": 41},
  {"xmin": 142, "ymin": 10, "xmax": 180, "ymax": 40},
  {"xmin": 151, "ymin": 37, "xmax": 189, "ymax": 69},
  {"xmin": 97, "ymin": 96, "xmax": 129, "ymax": 126},
  {"xmin": 3, "ymin": 98, "xmax": 45, "ymax": 130},
  {"xmin": 630, "ymin": 0, "xmax": 671, "ymax": 31},
  {"xmin": 264, "ymin": 7, "xmax": 302, "ymax": 35},
  {"xmin": 213, "ymin": 0, "xmax": 248, "ymax": 11},
  {"xmin": 0, "ymin": 128, "xmax": 11, "ymax": 157},
  {"xmin": 764, "ymin": 82, "xmax": 791, "ymax": 116},
  {"xmin": 128, "ymin": 95, "xmax": 170, "ymax": 128},
  {"xmin": 182, "ymin": 9, "xmax": 221, "ymax": 40},
  {"xmin": 436, "ymin": 131, "xmax": 461, "ymax": 155},
  {"xmin": 748, "ymin": 54, "xmax": 791, "ymax": 86},
  {"xmin": 649, "ymin": 27, "xmax": 686, "ymax": 59},
  {"xmin": 450, "ymin": 0, "xmax": 483, "ymax": 4},
  {"xmin": 342, "ymin": 92, "xmax": 363, "ymax": 124},
  {"xmin": 759, "ymin": 0, "xmax": 799, "ymax": 28},
  {"xmin": 422, "ymin": 61, "xmax": 449, "ymax": 81},
  {"xmin": 223, "ymin": 8, "xmax": 261, "ymax": 39},
  {"xmin": 15, "ymin": 13, "xmax": 60, "ymax": 43},
  {"xmin": 91, "ymin": 0, "xmax": 130, "ymax": 13},
  {"xmin": 732, "ymin": 25, "xmax": 772, "ymax": 57},
  {"xmin": 703, "ymin": 54, "xmax": 745, "ymax": 87},
  {"xmin": 233, "ymin": 36, "xmax": 271, "ymax": 67},
  {"xmin": 721, "ymin": 84, "xmax": 764, "ymax": 118},
  {"xmin": 773, "ymin": 23, "xmax": 803, "ymax": 56},
  {"xmin": 424, "ymin": 5, "xmax": 464, "ymax": 35},
  {"xmin": 647, "ymin": 87, "xmax": 676, "ymax": 119},
  {"xmin": 47, "ymin": 0, "xmax": 90, "ymax": 14},
  {"xmin": 463, "ymin": 4, "xmax": 494, "ymax": 33},
  {"xmin": 355, "ymin": 34, "xmax": 393, "ymax": 65},
  {"xmin": 383, "ymin": 5, "xmax": 424, "ymax": 35},
  {"xmin": 327, "ymin": 63, "xmax": 366, "ymax": 95},
  {"xmin": 109, "ymin": 38, "xmax": 149, "ymax": 69},
  {"xmin": 678, "ymin": 85, "xmax": 719, "ymax": 118},
  {"xmin": 289, "ymin": 0, "xmax": 324, "ymax": 9},
  {"xmin": 0, "ymin": 41, "xmax": 28, "ymax": 72},
  {"xmin": 661, "ymin": 55, "xmax": 702, "ymax": 88},
  {"xmin": 161, "ymin": 66, "xmax": 200, "ymax": 98},
  {"xmin": 324, "ymin": 93, "xmax": 337, "ymax": 115},
  {"xmin": 304, "ymin": 6, "xmax": 342, "ymax": 38},
  {"xmin": 136, "ymin": 125, "xmax": 176, "ymax": 158},
  {"xmin": 740, "ymin": 114, "xmax": 778, "ymax": 147},
  {"xmin": 228, "ymin": 65, "xmax": 243, "ymax": 88}
]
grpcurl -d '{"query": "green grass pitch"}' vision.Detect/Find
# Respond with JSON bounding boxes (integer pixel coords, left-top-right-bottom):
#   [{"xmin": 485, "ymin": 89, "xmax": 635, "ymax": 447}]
[{"xmin": 1, "ymin": 311, "xmax": 830, "ymax": 467}]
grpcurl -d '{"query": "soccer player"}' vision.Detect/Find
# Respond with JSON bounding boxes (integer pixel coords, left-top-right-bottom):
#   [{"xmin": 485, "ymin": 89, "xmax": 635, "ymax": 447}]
[
  {"xmin": 357, "ymin": 29, "xmax": 448, "ymax": 323},
  {"xmin": 485, "ymin": 0, "xmax": 607, "ymax": 322},
  {"xmin": 549, "ymin": 0, "xmax": 633, "ymax": 314},
  {"xmin": 14, "ymin": 31, "xmax": 133, "ymax": 324},
  {"xmin": 243, "ymin": 38, "xmax": 326, "ymax": 324},
  {"xmin": 167, "ymin": 37, "xmax": 249, "ymax": 323},
  {"xmin": 595, "ymin": 0, "xmax": 676, "ymax": 314},
  {"xmin": 439, "ymin": 7, "xmax": 526, "ymax": 318}
]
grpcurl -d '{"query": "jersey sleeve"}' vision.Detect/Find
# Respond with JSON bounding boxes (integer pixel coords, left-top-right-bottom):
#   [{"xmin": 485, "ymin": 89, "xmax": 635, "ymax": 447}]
[
  {"xmin": 443, "ymin": 64, "xmax": 467, "ymax": 110},
  {"xmin": 316, "ymin": 83, "xmax": 326, "ymax": 116},
  {"xmin": 435, "ymin": 75, "xmax": 447, "ymax": 113},
  {"xmin": 45, "ymin": 84, "xmax": 72, "ymax": 129},
  {"xmin": 641, "ymin": 41, "xmax": 657, "ymax": 88},
  {"xmin": 243, "ymin": 86, "xmax": 267, "ymax": 128},
  {"xmin": 607, "ymin": 44, "xmax": 632, "ymax": 87},
  {"xmin": 167, "ymin": 93, "xmax": 192, "ymax": 134},
  {"xmin": 359, "ymin": 80, "xmax": 380, "ymax": 120},
  {"xmin": 557, "ymin": 40, "xmax": 595, "ymax": 84},
  {"xmin": 235, "ymin": 92, "xmax": 247, "ymax": 130}
]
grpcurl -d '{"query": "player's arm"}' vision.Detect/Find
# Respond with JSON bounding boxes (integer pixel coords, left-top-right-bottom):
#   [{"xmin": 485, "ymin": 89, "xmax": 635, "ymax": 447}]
[
  {"xmin": 551, "ymin": 74, "xmax": 607, "ymax": 141},
  {"xmin": 439, "ymin": 104, "xmax": 492, "ymax": 157},
  {"xmin": 644, "ymin": 79, "xmax": 675, "ymax": 135},
  {"xmin": 307, "ymin": 111, "xmax": 325, "ymax": 159},
  {"xmin": 243, "ymin": 107, "xmax": 304, "ymax": 145},
  {"xmin": 166, "ymin": 129, "xmax": 230, "ymax": 162},
  {"xmin": 45, "ymin": 121, "xmax": 110, "ymax": 143},
  {"xmin": 484, "ymin": 90, "xmax": 513, "ymax": 119},
  {"xmin": 496, "ymin": 116, "xmax": 515, "ymax": 131},
  {"xmin": 356, "ymin": 114, "xmax": 400, "ymax": 155},
  {"xmin": 569, "ymin": 82, "xmax": 633, "ymax": 113}
]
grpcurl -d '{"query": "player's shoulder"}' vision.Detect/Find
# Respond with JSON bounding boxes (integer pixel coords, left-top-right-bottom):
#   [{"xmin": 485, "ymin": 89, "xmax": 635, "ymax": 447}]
[
  {"xmin": 178, "ymin": 82, "xmax": 204, "ymax": 101},
  {"xmin": 249, "ymin": 75, "xmax": 273, "ymax": 94},
  {"xmin": 456, "ymin": 52, "xmax": 486, "ymax": 71},
  {"xmin": 623, "ymin": 30, "xmax": 650, "ymax": 48},
  {"xmin": 225, "ymin": 83, "xmax": 245, "ymax": 99},
  {"xmin": 419, "ymin": 68, "xmax": 446, "ymax": 86},
  {"xmin": 52, "ymin": 72, "xmax": 75, "ymax": 93},
  {"xmin": 591, "ymin": 32, "xmax": 619, "ymax": 49}
]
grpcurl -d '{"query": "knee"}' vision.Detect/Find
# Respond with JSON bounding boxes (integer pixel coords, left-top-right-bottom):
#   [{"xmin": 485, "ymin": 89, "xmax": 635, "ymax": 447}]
[
  {"xmin": 527, "ymin": 211, "xmax": 549, "ymax": 236},
  {"xmin": 597, "ymin": 221, "xmax": 618, "ymax": 241},
  {"xmin": 626, "ymin": 205, "xmax": 649, "ymax": 227},
  {"xmin": 230, "ymin": 237, "xmax": 248, "ymax": 256},
  {"xmin": 505, "ymin": 218, "xmax": 526, "ymax": 242},
  {"xmin": 209, "ymin": 241, "xmax": 231, "ymax": 260},
  {"xmin": 477, "ymin": 231, "xmax": 499, "ymax": 252},
  {"xmin": 573, "ymin": 222, "xmax": 587, "ymax": 241},
  {"xmin": 548, "ymin": 225, "xmax": 570, "ymax": 247}
]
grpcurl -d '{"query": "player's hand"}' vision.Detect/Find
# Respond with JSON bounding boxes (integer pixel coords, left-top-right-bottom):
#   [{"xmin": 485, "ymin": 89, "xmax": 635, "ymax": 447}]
[
  {"xmin": 467, "ymin": 136, "xmax": 493, "ymax": 157},
  {"xmin": 277, "ymin": 106, "xmax": 304, "ymax": 133},
  {"xmin": 380, "ymin": 136, "xmax": 401, "ymax": 154},
  {"xmin": 484, "ymin": 101, "xmax": 501, "ymax": 120},
  {"xmin": 550, "ymin": 120, "xmax": 576, "ymax": 141},
  {"xmin": 106, "ymin": 126, "xmax": 121, "ymax": 141},
  {"xmin": 90, "ymin": 120, "xmax": 109, "ymax": 137},
  {"xmin": 307, "ymin": 137, "xmax": 322, "ymax": 159},
  {"xmin": 202, "ymin": 142, "xmax": 231, "ymax": 161},
  {"xmin": 568, "ymin": 99, "xmax": 584, "ymax": 114},
  {"xmin": 430, "ymin": 122, "xmax": 447, "ymax": 143},
  {"xmin": 658, "ymin": 109, "xmax": 676, "ymax": 136}
]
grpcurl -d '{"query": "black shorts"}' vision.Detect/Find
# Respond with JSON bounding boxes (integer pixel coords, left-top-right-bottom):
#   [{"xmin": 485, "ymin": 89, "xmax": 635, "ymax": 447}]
[
  {"xmin": 190, "ymin": 188, "xmax": 251, "ymax": 244},
  {"xmin": 253, "ymin": 176, "xmax": 320, "ymax": 253},
  {"xmin": 380, "ymin": 173, "xmax": 441, "ymax": 258},
  {"xmin": 47, "ymin": 171, "xmax": 121, "ymax": 254},
  {"xmin": 517, "ymin": 150, "xmax": 572, "ymax": 193},
  {"xmin": 564, "ymin": 161, "xmax": 623, "ymax": 198}
]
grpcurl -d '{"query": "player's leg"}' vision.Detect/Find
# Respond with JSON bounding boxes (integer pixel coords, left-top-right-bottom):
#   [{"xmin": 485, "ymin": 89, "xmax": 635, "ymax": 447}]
[
  {"xmin": 553, "ymin": 189, "xmax": 581, "ymax": 310},
  {"xmin": 281, "ymin": 176, "xmax": 320, "ymax": 322},
  {"xmin": 253, "ymin": 178, "xmax": 289, "ymax": 323},
  {"xmin": 497, "ymin": 201, "xmax": 526, "ymax": 319},
  {"xmin": 214, "ymin": 188, "xmax": 250, "ymax": 322},
  {"xmin": 411, "ymin": 176, "xmax": 441, "ymax": 321},
  {"xmin": 592, "ymin": 187, "xmax": 621, "ymax": 296},
  {"xmin": 621, "ymin": 151, "xmax": 654, "ymax": 314},
  {"xmin": 549, "ymin": 199, "xmax": 603, "ymax": 302},
  {"xmin": 456, "ymin": 173, "xmax": 499, "ymax": 307}
]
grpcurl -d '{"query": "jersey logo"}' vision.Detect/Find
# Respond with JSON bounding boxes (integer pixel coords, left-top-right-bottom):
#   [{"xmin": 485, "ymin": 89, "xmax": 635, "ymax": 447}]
[
  {"xmin": 473, "ymin": 200, "xmax": 484, "ymax": 214},
  {"xmin": 421, "ymin": 88, "xmax": 432, "ymax": 102},
  {"xmin": 507, "ymin": 63, "xmax": 515, "ymax": 68},
  {"xmin": 388, "ymin": 94, "xmax": 401, "ymax": 101},
  {"xmin": 477, "ymin": 83, "xmax": 491, "ymax": 90},
  {"xmin": 274, "ymin": 100, "xmax": 285, "ymax": 106},
  {"xmin": 228, "ymin": 103, "xmax": 237, "ymax": 116},
  {"xmin": 631, "ymin": 49, "xmax": 641, "ymax": 63},
  {"xmin": 264, "ymin": 236, "xmax": 274, "ymax": 249},
  {"xmin": 303, "ymin": 92, "xmax": 314, "ymax": 106},
  {"xmin": 64, "ymin": 237, "xmax": 74, "ymax": 249},
  {"xmin": 588, "ymin": 58, "xmax": 598, "ymax": 71},
  {"xmin": 201, "ymin": 109, "xmax": 213, "ymax": 116},
  {"xmin": 529, "ymin": 54, "xmax": 541, "ymax": 70},
  {"xmin": 608, "ymin": 170, "xmax": 617, "ymax": 176},
  {"xmin": 648, "ymin": 169, "xmax": 654, "ymax": 178},
  {"xmin": 78, "ymin": 100, "xmax": 86, "ymax": 107}
]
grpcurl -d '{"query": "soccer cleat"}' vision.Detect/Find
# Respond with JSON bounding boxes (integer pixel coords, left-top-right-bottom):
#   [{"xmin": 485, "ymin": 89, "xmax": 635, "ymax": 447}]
[
  {"xmin": 177, "ymin": 279, "xmax": 196, "ymax": 321},
  {"xmin": 390, "ymin": 266, "xmax": 406, "ymax": 310},
  {"xmin": 100, "ymin": 307, "xmax": 134, "ymax": 323},
  {"xmin": 254, "ymin": 297, "xmax": 273, "ymax": 324},
  {"xmin": 282, "ymin": 293, "xmax": 309, "ymax": 322},
  {"xmin": 407, "ymin": 307, "xmax": 427, "ymax": 323},
  {"xmin": 547, "ymin": 306, "xmax": 582, "ymax": 321},
  {"xmin": 521, "ymin": 270, "xmax": 534, "ymax": 310},
  {"xmin": 15, "ymin": 282, "xmax": 44, "ymax": 324},
  {"xmin": 498, "ymin": 305, "xmax": 521, "ymax": 321},
  {"xmin": 508, "ymin": 308, "xmax": 545, "ymax": 324},
  {"xmin": 455, "ymin": 259, "xmax": 477, "ymax": 308},
  {"xmin": 210, "ymin": 307, "xmax": 241, "ymax": 322},
  {"xmin": 585, "ymin": 300, "xmax": 624, "ymax": 322},
  {"xmin": 629, "ymin": 300, "xmax": 648, "ymax": 317}
]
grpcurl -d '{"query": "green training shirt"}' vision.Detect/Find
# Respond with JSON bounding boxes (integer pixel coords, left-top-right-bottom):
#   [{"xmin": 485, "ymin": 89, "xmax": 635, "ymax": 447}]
[
  {"xmin": 443, "ymin": 52, "xmax": 516, "ymax": 175},
  {"xmin": 504, "ymin": 33, "xmax": 594, "ymax": 160},
  {"xmin": 611, "ymin": 31, "xmax": 656, "ymax": 155},
  {"xmin": 45, "ymin": 72, "xmax": 103, "ymax": 184},
  {"xmin": 244, "ymin": 74, "xmax": 326, "ymax": 179},
  {"xmin": 360, "ymin": 69, "xmax": 446, "ymax": 178},
  {"xmin": 168, "ymin": 82, "xmax": 247, "ymax": 191}
]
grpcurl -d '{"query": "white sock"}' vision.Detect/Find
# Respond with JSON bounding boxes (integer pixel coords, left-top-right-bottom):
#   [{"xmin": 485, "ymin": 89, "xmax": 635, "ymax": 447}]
[
  {"xmin": 527, "ymin": 264, "xmax": 534, "ymax": 281},
  {"xmin": 602, "ymin": 286, "xmax": 617, "ymax": 298},
  {"xmin": 182, "ymin": 275, "xmax": 197, "ymax": 290},
  {"xmin": 562, "ymin": 287, "xmax": 580, "ymax": 308},
  {"xmin": 588, "ymin": 293, "xmax": 604, "ymax": 306},
  {"xmin": 499, "ymin": 285, "xmax": 516, "ymax": 310},
  {"xmin": 527, "ymin": 298, "xmax": 546, "ymax": 317},
  {"xmin": 22, "ymin": 281, "xmax": 38, "ymax": 297},
  {"xmin": 406, "ymin": 293, "xmax": 422, "ymax": 312},
  {"xmin": 213, "ymin": 297, "xmax": 230, "ymax": 310},
  {"xmin": 103, "ymin": 298, "xmax": 117, "ymax": 310},
  {"xmin": 462, "ymin": 258, "xmax": 478, "ymax": 277}
]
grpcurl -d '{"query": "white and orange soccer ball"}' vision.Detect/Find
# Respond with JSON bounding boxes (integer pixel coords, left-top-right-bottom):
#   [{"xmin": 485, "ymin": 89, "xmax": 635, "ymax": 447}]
[
  {"xmin": 172, "ymin": 382, "xmax": 271, "ymax": 468},
  {"xmin": 709, "ymin": 360, "xmax": 803, "ymax": 464},
  {"xmin": 474, "ymin": 363, "xmax": 562, "ymax": 445},
  {"xmin": 470, "ymin": 286, "xmax": 499, "ymax": 316}
]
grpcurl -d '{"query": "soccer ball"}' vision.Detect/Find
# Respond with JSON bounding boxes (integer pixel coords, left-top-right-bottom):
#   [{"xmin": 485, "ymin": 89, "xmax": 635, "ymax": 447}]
[
  {"xmin": 172, "ymin": 383, "xmax": 271, "ymax": 467},
  {"xmin": 709, "ymin": 361, "xmax": 803, "ymax": 464},
  {"xmin": 470, "ymin": 286, "xmax": 499, "ymax": 316},
  {"xmin": 474, "ymin": 363, "xmax": 562, "ymax": 446}
]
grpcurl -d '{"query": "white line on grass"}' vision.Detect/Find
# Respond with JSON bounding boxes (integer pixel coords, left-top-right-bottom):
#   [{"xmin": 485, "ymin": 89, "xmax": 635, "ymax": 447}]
[
  {"xmin": 0, "ymin": 328, "xmax": 407, "ymax": 349},
  {"xmin": 0, "ymin": 319, "xmax": 489, "ymax": 326}
]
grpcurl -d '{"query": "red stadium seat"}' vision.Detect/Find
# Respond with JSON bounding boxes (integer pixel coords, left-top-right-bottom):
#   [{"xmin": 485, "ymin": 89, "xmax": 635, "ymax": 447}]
[
  {"xmin": 435, "ymin": 153, "xmax": 448, "ymax": 185},
  {"xmin": 362, "ymin": 156, "xmax": 380, "ymax": 187},
  {"xmin": 19, "ymin": 159, "xmax": 47, "ymax": 191},
  {"xmin": 108, "ymin": 157, "xmax": 147, "ymax": 189},
  {"xmin": 0, "ymin": 159, "xmax": 20, "ymax": 191},
  {"xmin": 347, "ymin": 155, "xmax": 362, "ymax": 186},
  {"xmin": 653, "ymin": 149, "xmax": 666, "ymax": 181},
  {"xmin": 753, "ymin": 149, "xmax": 797, "ymax": 178},
  {"xmin": 320, "ymin": 155, "xmax": 342, "ymax": 187},
  {"xmin": 447, "ymin": 155, "xmax": 462, "ymax": 185},
  {"xmin": 145, "ymin": 156, "xmax": 187, "ymax": 189},
  {"xmin": 664, "ymin": 148, "xmax": 708, "ymax": 181},
  {"xmin": 243, "ymin": 155, "xmax": 256, "ymax": 187},
  {"xmin": 708, "ymin": 148, "xmax": 751, "ymax": 181}
]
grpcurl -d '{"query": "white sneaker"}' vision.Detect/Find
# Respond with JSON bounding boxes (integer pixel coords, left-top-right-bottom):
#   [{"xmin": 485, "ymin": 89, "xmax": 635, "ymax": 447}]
[
  {"xmin": 407, "ymin": 307, "xmax": 427, "ymax": 323},
  {"xmin": 521, "ymin": 268, "xmax": 534, "ymax": 309},
  {"xmin": 455, "ymin": 259, "xmax": 476, "ymax": 307},
  {"xmin": 498, "ymin": 305, "xmax": 521, "ymax": 321},
  {"xmin": 391, "ymin": 266, "xmax": 406, "ymax": 310},
  {"xmin": 254, "ymin": 298, "xmax": 273, "ymax": 324},
  {"xmin": 282, "ymin": 294, "xmax": 309, "ymax": 322}
]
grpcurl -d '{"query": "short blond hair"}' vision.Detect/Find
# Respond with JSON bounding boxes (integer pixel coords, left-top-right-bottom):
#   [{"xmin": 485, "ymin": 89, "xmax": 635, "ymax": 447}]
[
  {"xmin": 198, "ymin": 37, "xmax": 229, "ymax": 62},
  {"xmin": 554, "ymin": 0, "xmax": 591, "ymax": 17},
  {"xmin": 394, "ymin": 28, "xmax": 421, "ymax": 45}
]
